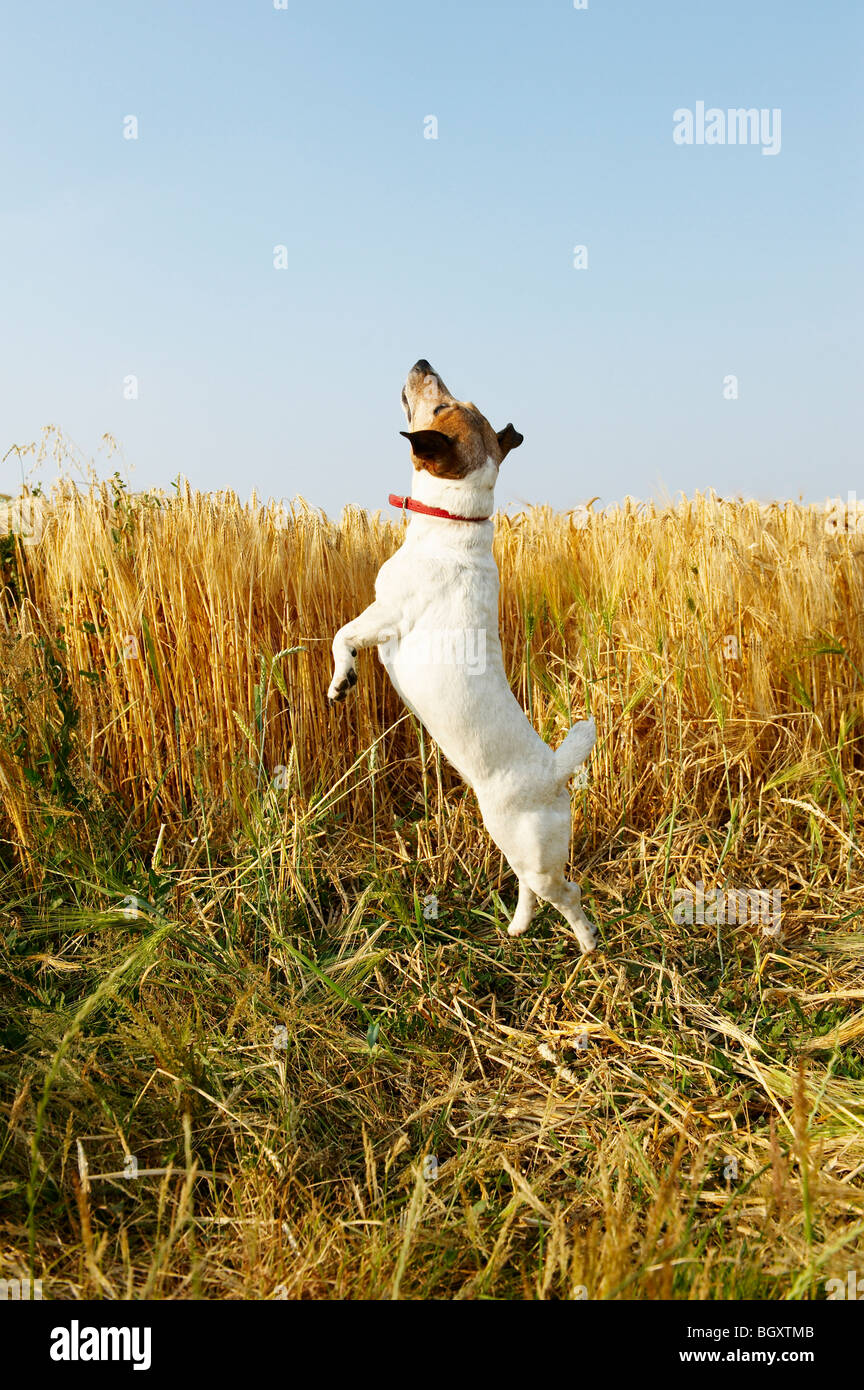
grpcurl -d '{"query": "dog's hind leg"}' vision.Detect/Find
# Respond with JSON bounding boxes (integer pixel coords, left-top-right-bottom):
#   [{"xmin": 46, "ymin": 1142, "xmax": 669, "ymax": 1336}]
[
  {"xmin": 485, "ymin": 797, "xmax": 598, "ymax": 952},
  {"xmin": 550, "ymin": 879, "xmax": 598, "ymax": 954},
  {"xmin": 523, "ymin": 874, "xmax": 598, "ymax": 955},
  {"xmin": 507, "ymin": 880, "xmax": 538, "ymax": 938}
]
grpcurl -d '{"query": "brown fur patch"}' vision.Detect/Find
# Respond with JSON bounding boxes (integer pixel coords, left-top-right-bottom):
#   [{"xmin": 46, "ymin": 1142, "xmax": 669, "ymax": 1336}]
[
  {"xmin": 404, "ymin": 403, "xmax": 511, "ymax": 478},
  {"xmin": 401, "ymin": 363, "xmax": 523, "ymax": 477}
]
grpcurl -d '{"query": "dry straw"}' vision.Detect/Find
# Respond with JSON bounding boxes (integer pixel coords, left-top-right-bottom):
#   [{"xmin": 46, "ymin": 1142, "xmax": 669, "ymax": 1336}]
[{"xmin": 1, "ymin": 474, "xmax": 863, "ymax": 1299}]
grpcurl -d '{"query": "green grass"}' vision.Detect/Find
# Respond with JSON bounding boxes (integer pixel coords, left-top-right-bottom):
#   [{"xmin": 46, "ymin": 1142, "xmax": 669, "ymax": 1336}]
[
  {"xmin": 1, "ymin": 482, "xmax": 863, "ymax": 1298},
  {"xmin": 2, "ymin": 775, "xmax": 863, "ymax": 1300}
]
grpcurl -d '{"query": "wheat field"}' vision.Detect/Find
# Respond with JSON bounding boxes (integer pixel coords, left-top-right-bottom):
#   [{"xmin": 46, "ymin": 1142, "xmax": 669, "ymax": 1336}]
[{"xmin": 1, "ymin": 468, "xmax": 863, "ymax": 1300}]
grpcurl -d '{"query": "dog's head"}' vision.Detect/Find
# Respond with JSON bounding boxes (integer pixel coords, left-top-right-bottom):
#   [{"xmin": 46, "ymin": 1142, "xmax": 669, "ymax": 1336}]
[{"xmin": 400, "ymin": 360, "xmax": 523, "ymax": 480}]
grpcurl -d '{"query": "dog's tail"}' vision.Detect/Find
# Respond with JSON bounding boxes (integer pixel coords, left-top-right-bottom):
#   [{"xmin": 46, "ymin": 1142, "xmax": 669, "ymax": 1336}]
[{"xmin": 553, "ymin": 717, "xmax": 596, "ymax": 786}]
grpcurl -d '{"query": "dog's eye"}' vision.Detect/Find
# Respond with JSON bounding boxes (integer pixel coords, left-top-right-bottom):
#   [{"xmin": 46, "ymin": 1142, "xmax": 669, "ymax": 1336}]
[{"xmin": 433, "ymin": 404, "xmax": 449, "ymax": 416}]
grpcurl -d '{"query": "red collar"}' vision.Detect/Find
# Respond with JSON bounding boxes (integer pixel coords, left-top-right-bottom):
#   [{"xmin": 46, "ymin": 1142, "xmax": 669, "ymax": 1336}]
[{"xmin": 388, "ymin": 494, "xmax": 491, "ymax": 523}]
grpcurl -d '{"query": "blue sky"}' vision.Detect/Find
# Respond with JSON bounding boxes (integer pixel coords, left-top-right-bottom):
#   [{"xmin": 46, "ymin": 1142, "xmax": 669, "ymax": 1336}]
[{"xmin": 1, "ymin": 0, "xmax": 861, "ymax": 516}]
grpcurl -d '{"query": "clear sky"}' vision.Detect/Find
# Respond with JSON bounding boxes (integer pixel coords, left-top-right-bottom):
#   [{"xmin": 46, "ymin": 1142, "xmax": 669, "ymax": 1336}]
[{"xmin": 1, "ymin": 1, "xmax": 861, "ymax": 516}]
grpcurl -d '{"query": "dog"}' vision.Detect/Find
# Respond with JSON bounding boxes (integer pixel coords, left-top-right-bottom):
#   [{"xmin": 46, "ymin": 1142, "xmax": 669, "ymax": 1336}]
[{"xmin": 327, "ymin": 360, "xmax": 598, "ymax": 952}]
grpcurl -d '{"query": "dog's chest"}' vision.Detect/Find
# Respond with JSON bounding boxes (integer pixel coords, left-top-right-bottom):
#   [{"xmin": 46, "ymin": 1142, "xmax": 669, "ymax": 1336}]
[{"xmin": 376, "ymin": 534, "xmax": 499, "ymax": 632}]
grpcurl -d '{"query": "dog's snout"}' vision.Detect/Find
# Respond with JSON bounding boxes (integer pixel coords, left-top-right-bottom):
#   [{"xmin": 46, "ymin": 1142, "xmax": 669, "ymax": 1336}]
[
  {"xmin": 405, "ymin": 358, "xmax": 451, "ymax": 402},
  {"xmin": 402, "ymin": 358, "xmax": 454, "ymax": 424}
]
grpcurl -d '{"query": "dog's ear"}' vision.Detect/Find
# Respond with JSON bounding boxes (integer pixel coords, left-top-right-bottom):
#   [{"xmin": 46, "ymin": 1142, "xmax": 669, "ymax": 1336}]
[
  {"xmin": 400, "ymin": 429, "xmax": 455, "ymax": 465},
  {"xmin": 496, "ymin": 424, "xmax": 523, "ymax": 461}
]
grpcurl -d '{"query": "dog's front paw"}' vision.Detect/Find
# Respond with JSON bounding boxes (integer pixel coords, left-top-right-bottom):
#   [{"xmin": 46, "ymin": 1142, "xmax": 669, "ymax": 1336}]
[{"xmin": 327, "ymin": 667, "xmax": 358, "ymax": 703}]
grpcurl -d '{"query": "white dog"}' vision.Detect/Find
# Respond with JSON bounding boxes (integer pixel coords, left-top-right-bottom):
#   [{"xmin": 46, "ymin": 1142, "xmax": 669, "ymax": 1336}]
[{"xmin": 328, "ymin": 360, "xmax": 598, "ymax": 951}]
